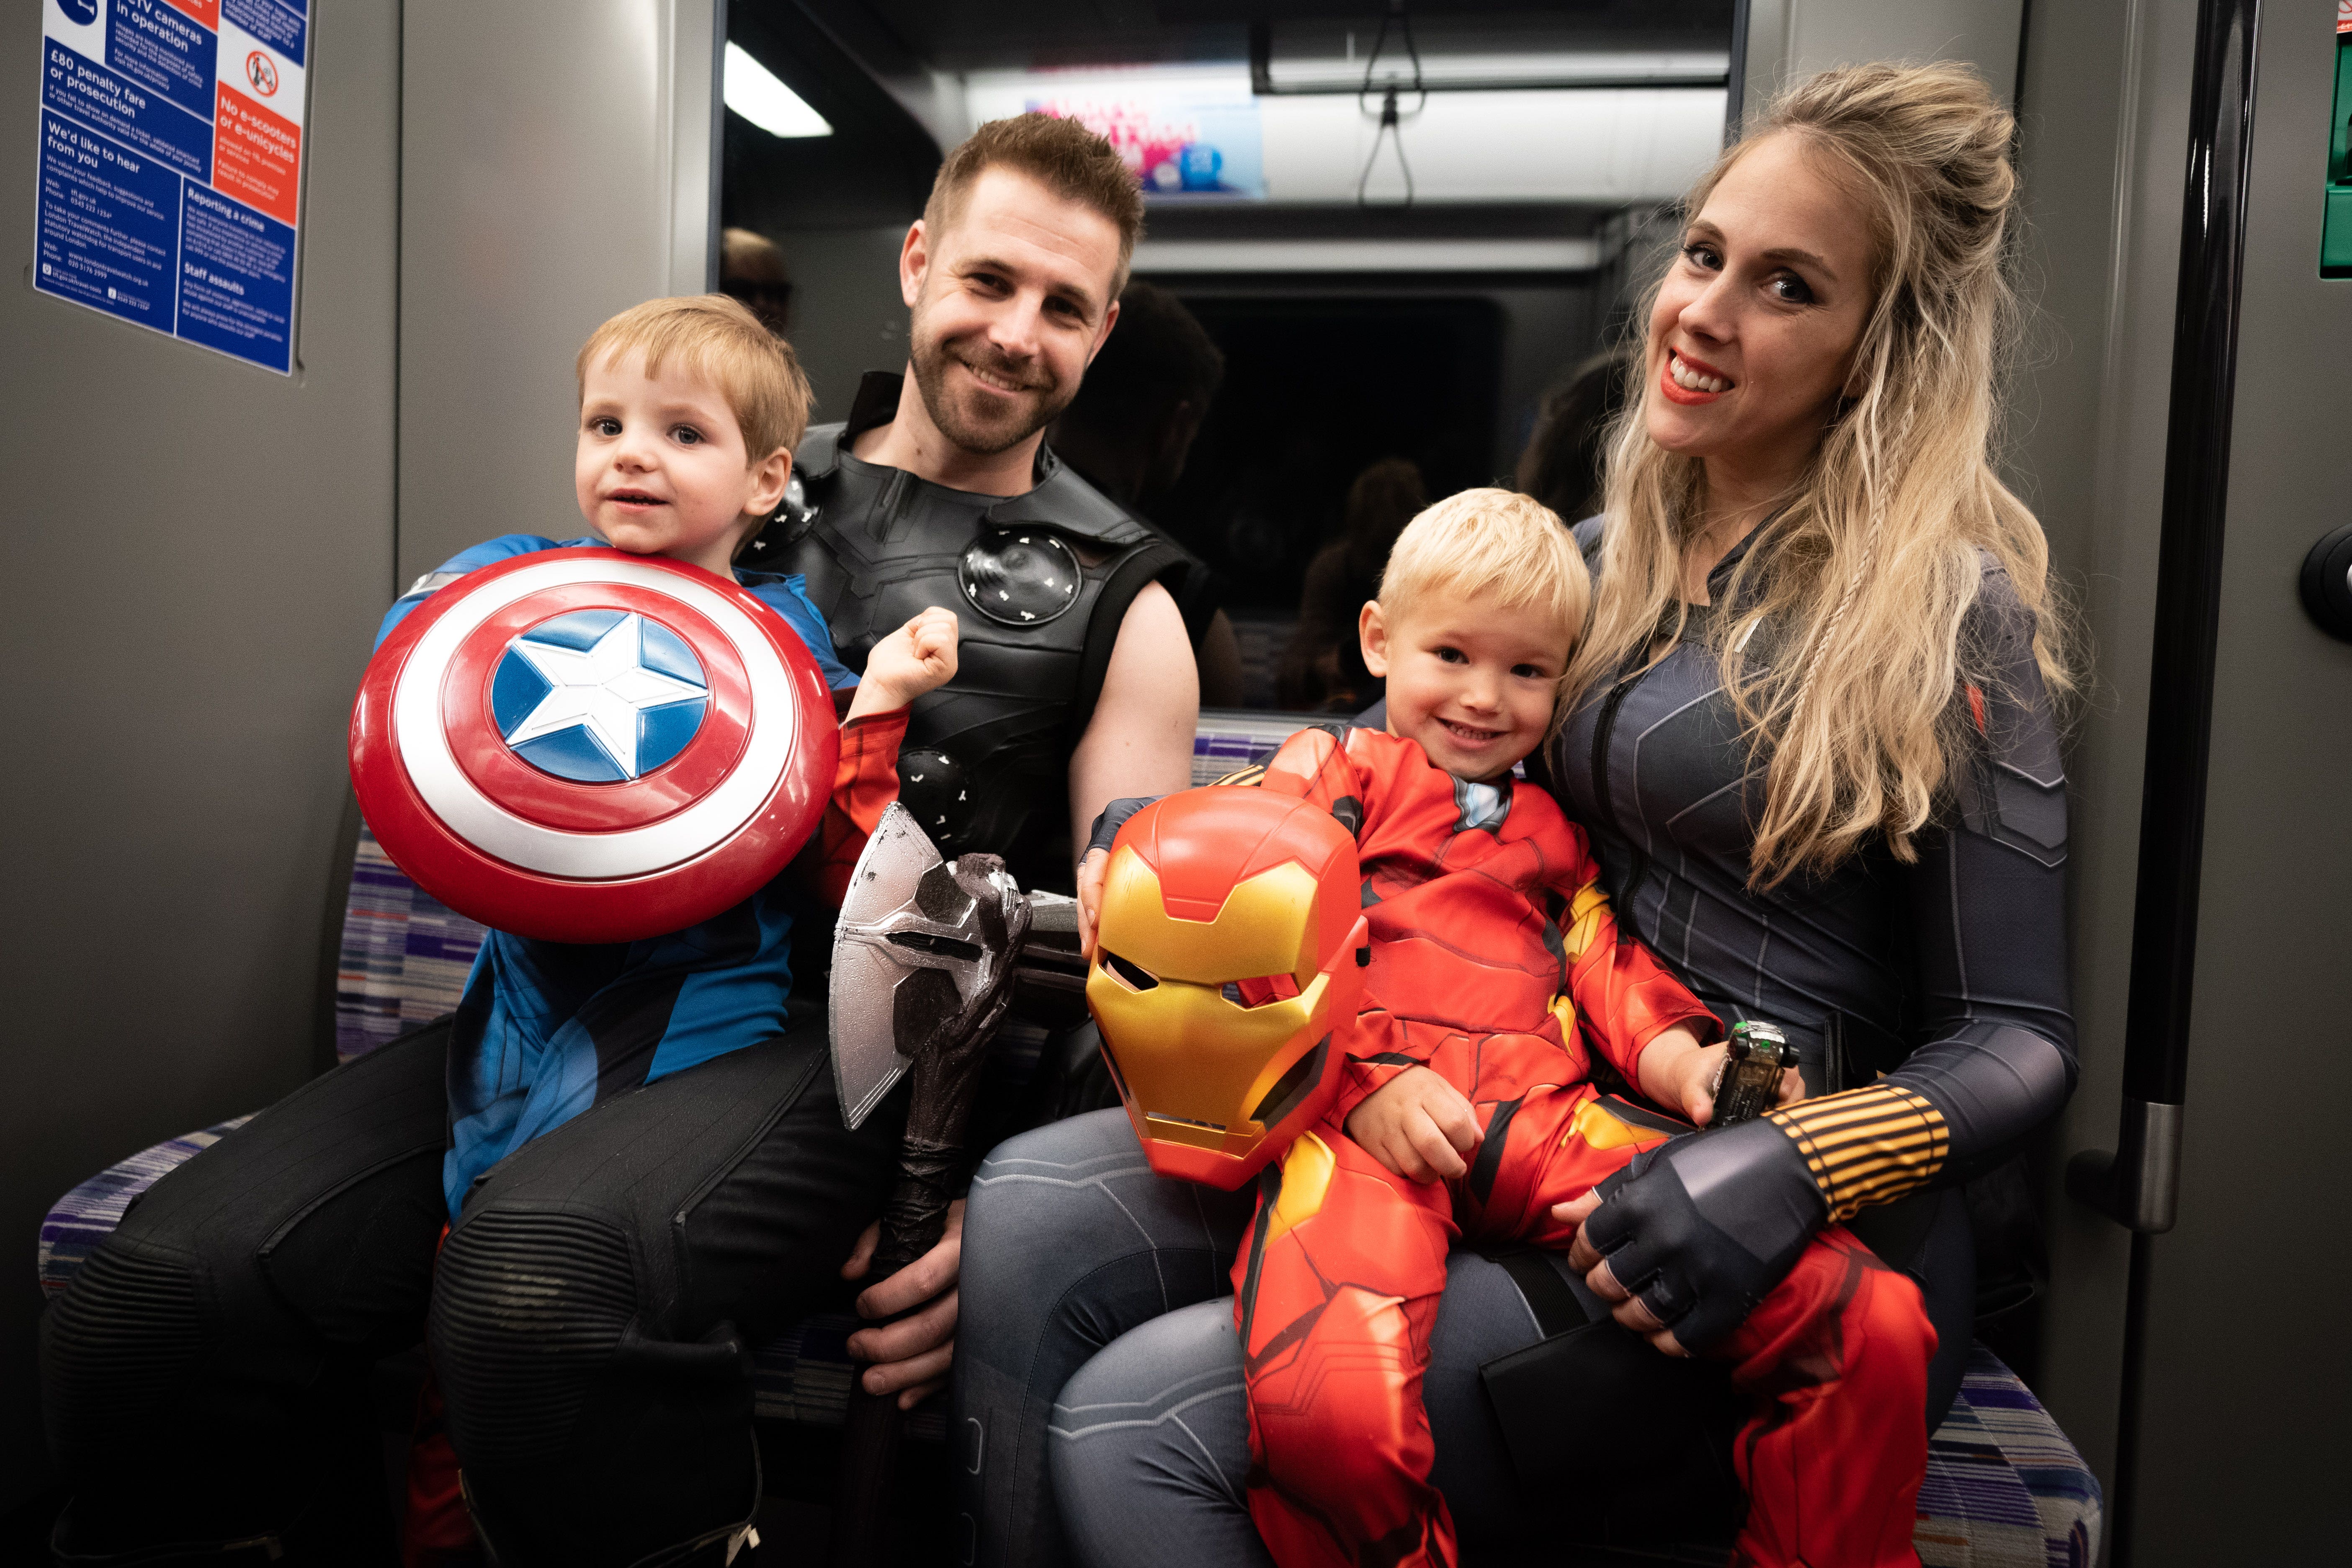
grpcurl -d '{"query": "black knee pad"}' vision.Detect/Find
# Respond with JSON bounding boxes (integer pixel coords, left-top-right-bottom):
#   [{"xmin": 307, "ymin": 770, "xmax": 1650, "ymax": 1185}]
[
  {"xmin": 42, "ymin": 1244, "xmax": 210, "ymax": 1463},
  {"xmin": 429, "ymin": 1207, "xmax": 639, "ymax": 1468},
  {"xmin": 434, "ymin": 1206, "xmax": 765, "ymax": 1566},
  {"xmin": 43, "ymin": 1244, "xmax": 386, "ymax": 1562}
]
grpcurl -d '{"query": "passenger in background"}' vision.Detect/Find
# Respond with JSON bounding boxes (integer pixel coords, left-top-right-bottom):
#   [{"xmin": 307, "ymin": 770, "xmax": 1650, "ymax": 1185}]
[
  {"xmin": 1051, "ymin": 281, "xmax": 1244, "ymax": 705},
  {"xmin": 1277, "ymin": 457, "xmax": 1427, "ymax": 711},
  {"xmin": 1514, "ymin": 346, "xmax": 1636, "ymax": 525},
  {"xmin": 719, "ymin": 225, "xmax": 795, "ymax": 335}
]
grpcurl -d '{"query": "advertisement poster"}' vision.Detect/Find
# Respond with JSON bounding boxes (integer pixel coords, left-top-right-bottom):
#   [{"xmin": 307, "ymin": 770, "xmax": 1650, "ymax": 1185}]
[
  {"xmin": 1027, "ymin": 86, "xmax": 1265, "ymax": 200},
  {"xmin": 33, "ymin": 0, "xmax": 309, "ymax": 374}
]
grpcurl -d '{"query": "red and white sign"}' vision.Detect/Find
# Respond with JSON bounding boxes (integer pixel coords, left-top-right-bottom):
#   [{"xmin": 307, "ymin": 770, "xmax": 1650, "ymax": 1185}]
[{"xmin": 213, "ymin": 77, "xmax": 299, "ymax": 224}]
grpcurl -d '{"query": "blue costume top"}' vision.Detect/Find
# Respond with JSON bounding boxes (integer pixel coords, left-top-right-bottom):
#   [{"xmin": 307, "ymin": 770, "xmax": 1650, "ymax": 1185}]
[{"xmin": 376, "ymin": 536, "xmax": 860, "ymax": 1217}]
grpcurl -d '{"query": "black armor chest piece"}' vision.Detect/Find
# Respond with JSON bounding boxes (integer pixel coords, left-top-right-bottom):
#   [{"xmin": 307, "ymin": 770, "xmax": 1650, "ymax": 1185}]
[{"xmin": 743, "ymin": 373, "xmax": 1193, "ymax": 892}]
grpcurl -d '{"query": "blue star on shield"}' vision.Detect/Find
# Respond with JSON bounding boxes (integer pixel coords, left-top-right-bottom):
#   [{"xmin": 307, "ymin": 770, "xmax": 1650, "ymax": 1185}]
[{"xmin": 490, "ymin": 610, "xmax": 709, "ymax": 783}]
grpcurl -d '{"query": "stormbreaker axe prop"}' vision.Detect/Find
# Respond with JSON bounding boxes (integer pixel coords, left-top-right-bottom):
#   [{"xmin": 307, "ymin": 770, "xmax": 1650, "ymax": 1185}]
[{"xmin": 824, "ymin": 803, "xmax": 1078, "ymax": 1565}]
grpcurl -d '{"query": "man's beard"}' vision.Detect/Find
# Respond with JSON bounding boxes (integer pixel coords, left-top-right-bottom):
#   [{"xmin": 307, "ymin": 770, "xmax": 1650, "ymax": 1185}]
[{"xmin": 909, "ymin": 330, "xmax": 1076, "ymax": 458}]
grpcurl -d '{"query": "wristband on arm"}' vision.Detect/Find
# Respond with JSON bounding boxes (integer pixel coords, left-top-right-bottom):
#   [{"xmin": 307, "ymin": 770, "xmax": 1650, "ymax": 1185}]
[
  {"xmin": 1087, "ymin": 753, "xmax": 1280, "ymax": 860},
  {"xmin": 1762, "ymin": 1082, "xmax": 1950, "ymax": 1222},
  {"xmin": 1085, "ymin": 796, "xmax": 1160, "ymax": 859}
]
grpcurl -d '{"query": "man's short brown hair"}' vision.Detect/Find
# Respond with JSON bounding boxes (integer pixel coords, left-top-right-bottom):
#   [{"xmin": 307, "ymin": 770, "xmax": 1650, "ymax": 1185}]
[
  {"xmin": 576, "ymin": 294, "xmax": 813, "ymax": 460},
  {"xmin": 923, "ymin": 114, "xmax": 1146, "ymax": 295}
]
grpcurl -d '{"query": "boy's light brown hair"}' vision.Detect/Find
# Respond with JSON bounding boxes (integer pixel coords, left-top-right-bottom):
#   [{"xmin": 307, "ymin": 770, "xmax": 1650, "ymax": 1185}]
[
  {"xmin": 1378, "ymin": 489, "xmax": 1589, "ymax": 726},
  {"xmin": 576, "ymin": 294, "xmax": 813, "ymax": 461},
  {"xmin": 923, "ymin": 114, "xmax": 1146, "ymax": 294}
]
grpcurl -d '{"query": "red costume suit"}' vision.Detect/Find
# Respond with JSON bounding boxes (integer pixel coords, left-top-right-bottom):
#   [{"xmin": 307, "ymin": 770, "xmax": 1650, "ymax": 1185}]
[{"xmin": 1223, "ymin": 725, "xmax": 1935, "ymax": 1568}]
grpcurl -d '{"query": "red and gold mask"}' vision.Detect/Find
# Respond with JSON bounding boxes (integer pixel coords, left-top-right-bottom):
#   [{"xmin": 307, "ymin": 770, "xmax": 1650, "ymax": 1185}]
[{"xmin": 1087, "ymin": 788, "xmax": 1369, "ymax": 1189}]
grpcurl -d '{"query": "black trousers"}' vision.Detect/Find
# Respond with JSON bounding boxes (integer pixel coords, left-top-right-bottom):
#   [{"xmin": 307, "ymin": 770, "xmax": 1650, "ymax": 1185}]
[{"xmin": 41, "ymin": 1017, "xmax": 904, "ymax": 1567}]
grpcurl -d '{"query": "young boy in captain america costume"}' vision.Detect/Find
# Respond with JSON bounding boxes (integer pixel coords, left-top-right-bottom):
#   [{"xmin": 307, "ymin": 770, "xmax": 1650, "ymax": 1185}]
[
  {"xmin": 377, "ymin": 295, "xmax": 961, "ymax": 1222},
  {"xmin": 380, "ymin": 295, "xmax": 963, "ymax": 1559},
  {"xmin": 41, "ymin": 295, "xmax": 967, "ymax": 1568},
  {"xmin": 1079, "ymin": 490, "xmax": 1939, "ymax": 1568}
]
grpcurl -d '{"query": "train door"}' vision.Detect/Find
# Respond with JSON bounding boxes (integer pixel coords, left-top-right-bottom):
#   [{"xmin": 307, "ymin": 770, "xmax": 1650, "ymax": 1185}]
[{"xmin": 2020, "ymin": 1, "xmax": 2352, "ymax": 1559}]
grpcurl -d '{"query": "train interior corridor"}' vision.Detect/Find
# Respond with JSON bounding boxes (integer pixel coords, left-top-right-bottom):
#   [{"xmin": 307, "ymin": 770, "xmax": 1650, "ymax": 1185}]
[{"xmin": 2, "ymin": 2, "xmax": 2347, "ymax": 1564}]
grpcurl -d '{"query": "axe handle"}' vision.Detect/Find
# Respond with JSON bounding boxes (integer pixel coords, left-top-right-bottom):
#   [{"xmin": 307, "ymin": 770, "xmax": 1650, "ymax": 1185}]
[
  {"xmin": 870, "ymin": 1133, "xmax": 958, "ymax": 1275},
  {"xmin": 1011, "ymin": 947, "xmax": 1089, "ymax": 997},
  {"xmin": 834, "ymin": 859, "xmax": 1028, "ymax": 1566},
  {"xmin": 829, "ymin": 1179, "xmax": 944, "ymax": 1568},
  {"xmin": 831, "ymin": 1383, "xmax": 908, "ymax": 1567},
  {"xmin": 830, "ymin": 1050, "xmax": 986, "ymax": 1568}
]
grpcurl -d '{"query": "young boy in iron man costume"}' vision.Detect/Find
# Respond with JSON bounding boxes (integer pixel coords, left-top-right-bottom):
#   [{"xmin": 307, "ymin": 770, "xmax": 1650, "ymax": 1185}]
[{"xmin": 1079, "ymin": 490, "xmax": 1939, "ymax": 1568}]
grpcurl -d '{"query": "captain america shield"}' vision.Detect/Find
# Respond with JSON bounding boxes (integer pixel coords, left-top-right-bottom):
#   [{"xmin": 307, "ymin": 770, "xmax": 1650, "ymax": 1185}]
[{"xmin": 350, "ymin": 548, "xmax": 839, "ymax": 944}]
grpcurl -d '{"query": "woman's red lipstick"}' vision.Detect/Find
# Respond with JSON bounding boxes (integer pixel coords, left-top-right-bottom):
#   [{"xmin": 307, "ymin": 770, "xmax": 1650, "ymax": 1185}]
[{"xmin": 1658, "ymin": 347, "xmax": 1734, "ymax": 406}]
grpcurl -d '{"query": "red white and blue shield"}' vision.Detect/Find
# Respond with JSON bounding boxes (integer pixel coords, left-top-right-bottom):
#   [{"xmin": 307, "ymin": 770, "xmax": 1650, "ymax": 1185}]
[{"xmin": 350, "ymin": 548, "xmax": 839, "ymax": 944}]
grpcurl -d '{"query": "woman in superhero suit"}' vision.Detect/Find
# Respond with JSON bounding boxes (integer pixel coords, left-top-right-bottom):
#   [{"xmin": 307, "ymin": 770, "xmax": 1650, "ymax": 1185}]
[{"xmin": 950, "ymin": 59, "xmax": 2075, "ymax": 1566}]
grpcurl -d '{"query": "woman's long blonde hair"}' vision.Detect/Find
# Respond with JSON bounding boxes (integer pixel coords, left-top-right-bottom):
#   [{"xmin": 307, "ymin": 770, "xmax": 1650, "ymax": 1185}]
[{"xmin": 1565, "ymin": 61, "xmax": 2074, "ymax": 886}]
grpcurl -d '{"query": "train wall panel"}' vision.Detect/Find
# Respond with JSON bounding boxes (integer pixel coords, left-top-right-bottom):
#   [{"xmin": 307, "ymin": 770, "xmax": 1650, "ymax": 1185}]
[
  {"xmin": 0, "ymin": 0, "xmax": 401, "ymax": 1512},
  {"xmin": 2010, "ymin": 0, "xmax": 2197, "ymax": 1528},
  {"xmin": 396, "ymin": 0, "xmax": 720, "ymax": 584},
  {"xmin": 1742, "ymin": 0, "xmax": 2029, "ymax": 118}
]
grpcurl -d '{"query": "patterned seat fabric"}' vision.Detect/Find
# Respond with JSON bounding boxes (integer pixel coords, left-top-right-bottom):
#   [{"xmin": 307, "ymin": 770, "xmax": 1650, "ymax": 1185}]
[
  {"xmin": 335, "ymin": 829, "xmax": 488, "ymax": 1062},
  {"xmin": 1914, "ymin": 1347, "xmax": 2103, "ymax": 1566},
  {"xmin": 35, "ymin": 713, "xmax": 2101, "ymax": 1550},
  {"xmin": 37, "ymin": 1117, "xmax": 255, "ymax": 1300}
]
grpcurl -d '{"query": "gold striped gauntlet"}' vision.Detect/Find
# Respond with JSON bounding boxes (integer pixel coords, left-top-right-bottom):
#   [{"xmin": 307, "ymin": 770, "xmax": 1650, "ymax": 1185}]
[{"xmin": 1763, "ymin": 1084, "xmax": 1949, "ymax": 1222}]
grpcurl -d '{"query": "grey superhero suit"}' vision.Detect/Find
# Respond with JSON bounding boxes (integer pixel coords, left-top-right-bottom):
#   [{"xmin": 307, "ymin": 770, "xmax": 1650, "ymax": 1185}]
[
  {"xmin": 1553, "ymin": 515, "xmax": 2075, "ymax": 1403},
  {"xmin": 743, "ymin": 372, "xmax": 1213, "ymax": 893}
]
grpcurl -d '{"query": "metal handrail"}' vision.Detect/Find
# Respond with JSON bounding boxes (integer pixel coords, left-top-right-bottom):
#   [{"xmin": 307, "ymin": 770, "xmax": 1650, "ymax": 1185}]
[{"xmin": 2066, "ymin": 0, "xmax": 2262, "ymax": 1237}]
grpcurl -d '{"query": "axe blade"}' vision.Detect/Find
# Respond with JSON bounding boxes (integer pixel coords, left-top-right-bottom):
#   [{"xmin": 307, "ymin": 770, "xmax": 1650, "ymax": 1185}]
[{"xmin": 830, "ymin": 802, "xmax": 942, "ymax": 1130}]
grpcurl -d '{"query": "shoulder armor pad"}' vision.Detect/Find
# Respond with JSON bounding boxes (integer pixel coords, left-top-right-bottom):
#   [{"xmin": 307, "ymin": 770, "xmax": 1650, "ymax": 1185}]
[
  {"xmin": 984, "ymin": 458, "xmax": 1153, "ymax": 548},
  {"xmin": 795, "ymin": 421, "xmax": 848, "ymax": 483}
]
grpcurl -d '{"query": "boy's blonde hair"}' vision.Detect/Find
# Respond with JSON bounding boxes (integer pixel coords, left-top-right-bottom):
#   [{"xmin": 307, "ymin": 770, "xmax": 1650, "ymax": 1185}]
[
  {"xmin": 1378, "ymin": 487, "xmax": 1589, "ymax": 650},
  {"xmin": 576, "ymin": 294, "xmax": 814, "ymax": 461}
]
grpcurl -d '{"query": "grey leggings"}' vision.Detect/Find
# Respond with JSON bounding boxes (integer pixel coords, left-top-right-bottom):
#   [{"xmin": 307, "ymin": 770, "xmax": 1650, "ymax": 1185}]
[{"xmin": 950, "ymin": 1110, "xmax": 1568, "ymax": 1567}]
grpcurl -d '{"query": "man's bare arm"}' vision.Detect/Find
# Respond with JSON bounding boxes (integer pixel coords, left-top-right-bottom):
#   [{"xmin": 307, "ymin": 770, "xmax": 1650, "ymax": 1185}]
[{"xmin": 1068, "ymin": 580, "xmax": 1199, "ymax": 878}]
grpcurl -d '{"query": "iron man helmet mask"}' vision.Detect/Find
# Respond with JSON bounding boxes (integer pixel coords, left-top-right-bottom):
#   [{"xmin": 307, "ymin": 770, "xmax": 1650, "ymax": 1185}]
[{"xmin": 1086, "ymin": 787, "xmax": 1370, "ymax": 1189}]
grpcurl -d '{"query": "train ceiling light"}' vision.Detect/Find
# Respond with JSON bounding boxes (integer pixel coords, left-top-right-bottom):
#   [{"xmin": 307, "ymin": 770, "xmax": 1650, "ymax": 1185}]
[{"xmin": 725, "ymin": 41, "xmax": 834, "ymax": 139}]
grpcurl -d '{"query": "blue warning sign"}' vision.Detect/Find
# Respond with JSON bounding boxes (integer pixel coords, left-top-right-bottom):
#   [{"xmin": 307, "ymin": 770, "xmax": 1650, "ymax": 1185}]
[
  {"xmin": 36, "ymin": 108, "xmax": 179, "ymax": 331},
  {"xmin": 30, "ymin": 0, "xmax": 309, "ymax": 374}
]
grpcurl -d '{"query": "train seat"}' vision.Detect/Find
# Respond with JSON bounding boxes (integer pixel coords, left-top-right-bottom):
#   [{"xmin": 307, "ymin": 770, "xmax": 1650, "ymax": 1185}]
[{"xmin": 35, "ymin": 713, "xmax": 2101, "ymax": 1560}]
